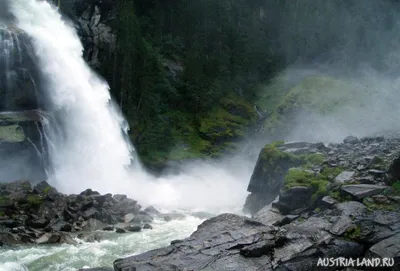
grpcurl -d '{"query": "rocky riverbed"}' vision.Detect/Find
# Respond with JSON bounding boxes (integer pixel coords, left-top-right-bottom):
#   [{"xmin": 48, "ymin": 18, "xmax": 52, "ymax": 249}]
[{"xmin": 3, "ymin": 135, "xmax": 400, "ymax": 270}]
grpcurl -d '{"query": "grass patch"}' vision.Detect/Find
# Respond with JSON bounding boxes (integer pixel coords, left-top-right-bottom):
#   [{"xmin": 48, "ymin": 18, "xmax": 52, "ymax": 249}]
[
  {"xmin": 284, "ymin": 168, "xmax": 329, "ymax": 202},
  {"xmin": 344, "ymin": 224, "xmax": 362, "ymax": 240},
  {"xmin": 362, "ymin": 197, "xmax": 396, "ymax": 211},
  {"xmin": 27, "ymin": 195, "xmax": 43, "ymax": 207},
  {"xmin": 329, "ymin": 190, "xmax": 352, "ymax": 202}
]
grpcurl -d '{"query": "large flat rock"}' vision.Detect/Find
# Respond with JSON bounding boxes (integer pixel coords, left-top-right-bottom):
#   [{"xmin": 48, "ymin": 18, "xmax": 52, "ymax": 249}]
[{"xmin": 341, "ymin": 184, "xmax": 387, "ymax": 200}]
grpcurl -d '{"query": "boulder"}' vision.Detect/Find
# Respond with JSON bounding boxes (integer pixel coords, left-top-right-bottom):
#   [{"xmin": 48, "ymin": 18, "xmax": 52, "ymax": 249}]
[
  {"xmin": 244, "ymin": 142, "xmax": 305, "ymax": 214},
  {"xmin": 341, "ymin": 184, "xmax": 387, "ymax": 200},
  {"xmin": 366, "ymin": 233, "xmax": 400, "ymax": 263},
  {"xmin": 272, "ymin": 186, "xmax": 314, "ymax": 214},
  {"xmin": 387, "ymin": 154, "xmax": 400, "ymax": 184},
  {"xmin": 0, "ymin": 232, "xmax": 22, "ymax": 246},
  {"xmin": 125, "ymin": 226, "xmax": 141, "ymax": 232},
  {"xmin": 143, "ymin": 206, "xmax": 160, "ymax": 215},
  {"xmin": 334, "ymin": 171, "xmax": 355, "ymax": 183},
  {"xmin": 81, "ymin": 218, "xmax": 107, "ymax": 231},
  {"xmin": 343, "ymin": 136, "xmax": 359, "ymax": 144},
  {"xmin": 35, "ymin": 232, "xmax": 77, "ymax": 245}
]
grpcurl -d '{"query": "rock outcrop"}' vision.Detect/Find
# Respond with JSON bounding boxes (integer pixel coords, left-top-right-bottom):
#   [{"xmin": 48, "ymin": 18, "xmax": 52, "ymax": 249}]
[
  {"xmin": 245, "ymin": 136, "xmax": 399, "ymax": 215},
  {"xmin": 0, "ymin": 181, "xmax": 156, "ymax": 246},
  {"xmin": 59, "ymin": 0, "xmax": 116, "ymax": 69},
  {"xmin": 112, "ymin": 135, "xmax": 400, "ymax": 271}
]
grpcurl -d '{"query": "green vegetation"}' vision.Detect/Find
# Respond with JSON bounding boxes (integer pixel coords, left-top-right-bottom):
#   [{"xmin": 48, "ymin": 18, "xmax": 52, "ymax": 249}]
[
  {"xmin": 284, "ymin": 168, "xmax": 329, "ymax": 201},
  {"xmin": 329, "ymin": 191, "xmax": 352, "ymax": 202},
  {"xmin": 283, "ymin": 163, "xmax": 343, "ymax": 203},
  {"xmin": 392, "ymin": 181, "xmax": 400, "ymax": 192},
  {"xmin": 88, "ymin": 1, "xmax": 378, "ymax": 168},
  {"xmin": 0, "ymin": 125, "xmax": 25, "ymax": 142},
  {"xmin": 0, "ymin": 211, "xmax": 4, "ymax": 217},
  {"xmin": 367, "ymin": 156, "xmax": 387, "ymax": 170},
  {"xmin": 344, "ymin": 224, "xmax": 362, "ymax": 240},
  {"xmin": 362, "ymin": 197, "xmax": 397, "ymax": 211},
  {"xmin": 300, "ymin": 153, "xmax": 326, "ymax": 166},
  {"xmin": 92, "ymin": 0, "xmax": 282, "ymax": 168},
  {"xmin": 27, "ymin": 195, "xmax": 43, "ymax": 207},
  {"xmin": 0, "ymin": 196, "xmax": 11, "ymax": 206}
]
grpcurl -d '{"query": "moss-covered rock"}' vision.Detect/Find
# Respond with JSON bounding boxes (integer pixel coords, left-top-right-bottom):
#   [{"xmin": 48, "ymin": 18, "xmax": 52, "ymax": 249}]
[
  {"xmin": 244, "ymin": 141, "xmax": 329, "ymax": 214},
  {"xmin": 272, "ymin": 165, "xmax": 343, "ymax": 214},
  {"xmin": 0, "ymin": 125, "xmax": 25, "ymax": 142},
  {"xmin": 362, "ymin": 197, "xmax": 398, "ymax": 211}
]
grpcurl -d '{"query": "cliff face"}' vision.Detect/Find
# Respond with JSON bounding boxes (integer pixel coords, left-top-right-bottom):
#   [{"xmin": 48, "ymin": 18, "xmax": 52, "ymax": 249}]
[
  {"xmin": 60, "ymin": 0, "xmax": 116, "ymax": 71},
  {"xmin": 0, "ymin": 26, "xmax": 47, "ymax": 182}
]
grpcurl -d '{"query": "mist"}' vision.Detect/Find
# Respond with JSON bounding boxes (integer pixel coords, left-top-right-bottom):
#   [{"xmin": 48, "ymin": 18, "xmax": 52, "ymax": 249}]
[
  {"xmin": 258, "ymin": 0, "xmax": 400, "ymax": 143},
  {"xmin": 0, "ymin": 0, "xmax": 14, "ymax": 24}
]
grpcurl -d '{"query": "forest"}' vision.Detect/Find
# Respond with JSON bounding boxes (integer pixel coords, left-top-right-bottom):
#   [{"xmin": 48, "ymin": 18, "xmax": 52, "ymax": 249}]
[{"xmin": 60, "ymin": 0, "xmax": 400, "ymax": 171}]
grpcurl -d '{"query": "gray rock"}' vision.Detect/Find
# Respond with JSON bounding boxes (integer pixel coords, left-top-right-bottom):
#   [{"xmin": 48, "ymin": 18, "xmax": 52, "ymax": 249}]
[
  {"xmin": 113, "ymin": 214, "xmax": 274, "ymax": 271},
  {"xmin": 273, "ymin": 215, "xmax": 299, "ymax": 227},
  {"xmin": 81, "ymin": 218, "xmax": 107, "ymax": 231},
  {"xmin": 344, "ymin": 136, "xmax": 359, "ymax": 144},
  {"xmin": 336, "ymin": 201, "xmax": 367, "ymax": 216},
  {"xmin": 143, "ymin": 206, "xmax": 160, "ymax": 215},
  {"xmin": 124, "ymin": 213, "xmax": 135, "ymax": 223},
  {"xmin": 35, "ymin": 232, "xmax": 77, "ymax": 245},
  {"xmin": 388, "ymin": 154, "xmax": 400, "ymax": 184},
  {"xmin": 143, "ymin": 223, "xmax": 152, "ymax": 230},
  {"xmin": 321, "ymin": 196, "xmax": 337, "ymax": 208},
  {"xmin": 78, "ymin": 268, "xmax": 114, "ymax": 271},
  {"xmin": 253, "ymin": 205, "xmax": 284, "ymax": 226},
  {"xmin": 113, "ymin": 213, "xmax": 365, "ymax": 271},
  {"xmin": 334, "ymin": 171, "xmax": 355, "ymax": 183},
  {"xmin": 132, "ymin": 213, "xmax": 153, "ymax": 224},
  {"xmin": 82, "ymin": 207, "xmax": 99, "ymax": 220},
  {"xmin": 244, "ymin": 145, "xmax": 304, "ymax": 214},
  {"xmin": 28, "ymin": 217, "xmax": 49, "ymax": 229},
  {"xmin": 126, "ymin": 226, "xmax": 141, "ymax": 232},
  {"xmin": 366, "ymin": 233, "xmax": 400, "ymax": 261},
  {"xmin": 368, "ymin": 169, "xmax": 386, "ymax": 176},
  {"xmin": 273, "ymin": 186, "xmax": 314, "ymax": 214},
  {"xmin": 341, "ymin": 184, "xmax": 387, "ymax": 200},
  {"xmin": 0, "ymin": 232, "xmax": 21, "ymax": 245},
  {"xmin": 33, "ymin": 181, "xmax": 58, "ymax": 199},
  {"xmin": 115, "ymin": 228, "xmax": 126, "ymax": 234}
]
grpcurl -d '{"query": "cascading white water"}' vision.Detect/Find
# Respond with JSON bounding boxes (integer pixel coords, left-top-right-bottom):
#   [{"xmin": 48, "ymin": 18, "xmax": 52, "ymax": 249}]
[
  {"xmin": 10, "ymin": 0, "xmax": 135, "ymax": 194},
  {"xmin": 1, "ymin": 1, "xmax": 252, "ymax": 270},
  {"xmin": 8, "ymin": 0, "xmax": 250, "ymax": 214}
]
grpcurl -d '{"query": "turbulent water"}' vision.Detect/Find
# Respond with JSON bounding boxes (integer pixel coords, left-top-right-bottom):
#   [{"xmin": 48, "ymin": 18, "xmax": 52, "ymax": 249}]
[
  {"xmin": 0, "ymin": 216, "xmax": 204, "ymax": 271},
  {"xmin": 1, "ymin": 1, "xmax": 251, "ymax": 270}
]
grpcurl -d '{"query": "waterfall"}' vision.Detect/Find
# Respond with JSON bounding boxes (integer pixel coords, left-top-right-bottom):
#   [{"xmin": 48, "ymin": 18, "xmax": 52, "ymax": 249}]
[
  {"xmin": 8, "ymin": 0, "xmax": 249, "ymax": 212},
  {"xmin": 10, "ymin": 0, "xmax": 135, "ymax": 193}
]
